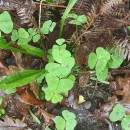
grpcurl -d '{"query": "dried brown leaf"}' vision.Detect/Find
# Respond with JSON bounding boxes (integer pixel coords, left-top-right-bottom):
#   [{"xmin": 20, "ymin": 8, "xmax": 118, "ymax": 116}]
[{"xmin": 0, "ymin": 116, "xmax": 28, "ymax": 130}]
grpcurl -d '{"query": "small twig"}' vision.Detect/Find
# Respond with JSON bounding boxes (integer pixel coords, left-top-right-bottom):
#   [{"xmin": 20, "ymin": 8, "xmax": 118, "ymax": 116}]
[
  {"xmin": 34, "ymin": 2, "xmax": 84, "ymax": 11},
  {"xmin": 104, "ymin": 14, "xmax": 130, "ymax": 25}
]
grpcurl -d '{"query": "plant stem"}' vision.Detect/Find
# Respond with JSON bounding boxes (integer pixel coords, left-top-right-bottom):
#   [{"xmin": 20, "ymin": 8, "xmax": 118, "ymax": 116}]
[
  {"xmin": 59, "ymin": 0, "xmax": 77, "ymax": 38},
  {"xmin": 39, "ymin": 0, "xmax": 43, "ymax": 30}
]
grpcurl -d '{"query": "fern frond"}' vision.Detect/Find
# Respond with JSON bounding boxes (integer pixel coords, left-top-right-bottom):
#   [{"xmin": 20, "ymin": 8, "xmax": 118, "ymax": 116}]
[
  {"xmin": 114, "ymin": 39, "xmax": 130, "ymax": 61},
  {"xmin": 101, "ymin": 0, "xmax": 124, "ymax": 16},
  {"xmin": 16, "ymin": 0, "xmax": 36, "ymax": 26}
]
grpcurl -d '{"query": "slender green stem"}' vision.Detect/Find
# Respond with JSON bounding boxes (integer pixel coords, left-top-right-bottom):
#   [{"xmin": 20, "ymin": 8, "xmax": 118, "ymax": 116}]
[{"xmin": 59, "ymin": 0, "xmax": 77, "ymax": 38}]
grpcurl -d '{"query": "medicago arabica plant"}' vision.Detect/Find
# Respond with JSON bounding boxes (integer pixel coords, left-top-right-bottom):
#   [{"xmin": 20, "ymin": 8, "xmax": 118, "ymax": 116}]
[{"xmin": 42, "ymin": 38, "xmax": 75, "ymax": 103}]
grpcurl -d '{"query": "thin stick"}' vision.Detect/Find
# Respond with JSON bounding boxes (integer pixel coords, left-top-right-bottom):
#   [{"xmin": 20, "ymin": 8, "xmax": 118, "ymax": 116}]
[{"xmin": 34, "ymin": 2, "xmax": 84, "ymax": 11}]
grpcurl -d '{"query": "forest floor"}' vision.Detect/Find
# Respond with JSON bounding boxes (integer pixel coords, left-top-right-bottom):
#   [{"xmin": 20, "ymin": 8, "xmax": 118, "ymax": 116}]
[{"xmin": 0, "ymin": 0, "xmax": 130, "ymax": 130}]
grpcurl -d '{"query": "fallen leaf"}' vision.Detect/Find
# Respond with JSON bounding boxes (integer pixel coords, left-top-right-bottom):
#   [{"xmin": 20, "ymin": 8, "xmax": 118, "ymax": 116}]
[{"xmin": 0, "ymin": 115, "xmax": 28, "ymax": 130}]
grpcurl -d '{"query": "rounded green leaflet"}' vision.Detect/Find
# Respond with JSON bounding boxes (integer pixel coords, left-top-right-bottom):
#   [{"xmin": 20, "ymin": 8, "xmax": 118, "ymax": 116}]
[
  {"xmin": 96, "ymin": 47, "xmax": 110, "ymax": 61},
  {"xmin": 67, "ymin": 13, "xmax": 78, "ymax": 19},
  {"xmin": 96, "ymin": 59, "xmax": 108, "ymax": 71},
  {"xmin": 108, "ymin": 54, "xmax": 124, "ymax": 69},
  {"xmin": 56, "ymin": 78, "xmax": 74, "ymax": 94},
  {"xmin": 52, "ymin": 93, "xmax": 63, "ymax": 103},
  {"xmin": 96, "ymin": 66, "xmax": 108, "ymax": 81},
  {"xmin": 56, "ymin": 38, "xmax": 65, "ymax": 46},
  {"xmin": 40, "ymin": 20, "xmax": 52, "ymax": 34},
  {"xmin": 49, "ymin": 22, "xmax": 56, "ymax": 32},
  {"xmin": 77, "ymin": 15, "xmax": 87, "ymax": 24},
  {"xmin": 61, "ymin": 56, "xmax": 75, "ymax": 71},
  {"xmin": 54, "ymin": 116, "xmax": 65, "ymax": 130},
  {"xmin": 44, "ymin": 88, "xmax": 54, "ymax": 101},
  {"xmin": 17, "ymin": 38, "xmax": 29, "ymax": 45},
  {"xmin": 68, "ymin": 74, "xmax": 76, "ymax": 82},
  {"xmin": 62, "ymin": 110, "xmax": 77, "ymax": 130},
  {"xmin": 62, "ymin": 110, "xmax": 76, "ymax": 120},
  {"xmin": 45, "ymin": 73, "xmax": 59, "ymax": 90},
  {"xmin": 18, "ymin": 28, "xmax": 29, "ymax": 39},
  {"xmin": 11, "ymin": 29, "xmax": 19, "ymax": 42},
  {"xmin": 121, "ymin": 116, "xmax": 130, "ymax": 130},
  {"xmin": 28, "ymin": 28, "xmax": 37, "ymax": 36},
  {"xmin": 66, "ymin": 120, "xmax": 77, "ymax": 130},
  {"xmin": 0, "ymin": 11, "xmax": 13, "ymax": 34},
  {"xmin": 45, "ymin": 63, "xmax": 62, "ymax": 77},
  {"xmin": 33, "ymin": 34, "xmax": 40, "ymax": 43},
  {"xmin": 88, "ymin": 52, "xmax": 97, "ymax": 69},
  {"xmin": 0, "ymin": 109, "xmax": 5, "ymax": 115},
  {"xmin": 69, "ymin": 20, "xmax": 81, "ymax": 25},
  {"xmin": 52, "ymin": 47, "xmax": 71, "ymax": 64},
  {"xmin": 109, "ymin": 103, "xmax": 125, "ymax": 122}
]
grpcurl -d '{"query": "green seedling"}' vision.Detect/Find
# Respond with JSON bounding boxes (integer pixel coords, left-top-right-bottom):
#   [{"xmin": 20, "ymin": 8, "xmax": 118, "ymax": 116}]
[
  {"xmin": 29, "ymin": 109, "xmax": 41, "ymax": 125},
  {"xmin": 43, "ymin": 38, "xmax": 75, "ymax": 103},
  {"xmin": 67, "ymin": 13, "xmax": 87, "ymax": 25},
  {"xmin": 88, "ymin": 47, "xmax": 124, "ymax": 81},
  {"xmin": 11, "ymin": 28, "xmax": 44, "ymax": 57},
  {"xmin": 28, "ymin": 28, "xmax": 40, "ymax": 43},
  {"xmin": 40, "ymin": 20, "xmax": 56, "ymax": 35},
  {"xmin": 59, "ymin": 0, "xmax": 78, "ymax": 37},
  {"xmin": 109, "ymin": 103, "xmax": 130, "ymax": 130},
  {"xmin": 54, "ymin": 110, "xmax": 77, "ymax": 130}
]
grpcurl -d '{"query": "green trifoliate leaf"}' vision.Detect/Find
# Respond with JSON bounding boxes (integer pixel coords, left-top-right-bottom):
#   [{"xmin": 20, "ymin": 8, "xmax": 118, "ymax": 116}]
[
  {"xmin": 62, "ymin": 110, "xmax": 76, "ymax": 121},
  {"xmin": 88, "ymin": 52, "xmax": 97, "ymax": 69},
  {"xmin": 109, "ymin": 103, "xmax": 125, "ymax": 122},
  {"xmin": 40, "ymin": 20, "xmax": 56, "ymax": 34}
]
